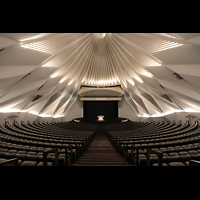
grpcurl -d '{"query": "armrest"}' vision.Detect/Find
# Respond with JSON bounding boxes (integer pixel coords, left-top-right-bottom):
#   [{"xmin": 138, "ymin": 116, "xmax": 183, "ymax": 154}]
[
  {"xmin": 63, "ymin": 145, "xmax": 73, "ymax": 166},
  {"xmin": 130, "ymin": 145, "xmax": 139, "ymax": 166},
  {"xmin": 43, "ymin": 148, "xmax": 58, "ymax": 166},
  {"xmin": 189, "ymin": 160, "xmax": 200, "ymax": 166},
  {"xmin": 147, "ymin": 149, "xmax": 163, "ymax": 166},
  {"xmin": 0, "ymin": 158, "xmax": 18, "ymax": 166}
]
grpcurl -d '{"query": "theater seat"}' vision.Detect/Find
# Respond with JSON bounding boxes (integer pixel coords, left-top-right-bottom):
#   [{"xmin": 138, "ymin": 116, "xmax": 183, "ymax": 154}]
[
  {"xmin": 184, "ymin": 161, "xmax": 189, "ymax": 166},
  {"xmin": 178, "ymin": 151, "xmax": 191, "ymax": 160},
  {"xmin": 37, "ymin": 162, "xmax": 53, "ymax": 166},
  {"xmin": 0, "ymin": 158, "xmax": 7, "ymax": 163},
  {"xmin": 20, "ymin": 161, "xmax": 38, "ymax": 166},
  {"xmin": 152, "ymin": 163, "xmax": 168, "ymax": 166},
  {"xmin": 168, "ymin": 162, "xmax": 185, "ymax": 166}
]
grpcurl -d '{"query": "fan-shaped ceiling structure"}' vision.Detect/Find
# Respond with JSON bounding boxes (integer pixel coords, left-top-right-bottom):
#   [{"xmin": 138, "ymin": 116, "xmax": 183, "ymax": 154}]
[
  {"xmin": 78, "ymin": 86, "xmax": 123, "ymax": 97},
  {"xmin": 0, "ymin": 33, "xmax": 200, "ymax": 118}
]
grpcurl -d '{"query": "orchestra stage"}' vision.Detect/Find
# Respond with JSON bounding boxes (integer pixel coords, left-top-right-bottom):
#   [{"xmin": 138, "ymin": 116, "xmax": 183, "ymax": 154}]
[{"xmin": 72, "ymin": 117, "xmax": 129, "ymax": 123}]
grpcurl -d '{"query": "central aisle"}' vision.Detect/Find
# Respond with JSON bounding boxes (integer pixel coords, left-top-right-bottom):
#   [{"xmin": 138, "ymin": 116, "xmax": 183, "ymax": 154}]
[{"xmin": 73, "ymin": 125, "xmax": 129, "ymax": 166}]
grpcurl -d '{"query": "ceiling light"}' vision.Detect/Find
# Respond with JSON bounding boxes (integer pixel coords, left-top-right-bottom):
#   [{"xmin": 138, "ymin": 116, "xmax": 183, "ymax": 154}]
[
  {"xmin": 184, "ymin": 108, "xmax": 198, "ymax": 112},
  {"xmin": 50, "ymin": 73, "xmax": 57, "ymax": 78},
  {"xmin": 143, "ymin": 114, "xmax": 150, "ymax": 118},
  {"xmin": 39, "ymin": 114, "xmax": 52, "ymax": 117},
  {"xmin": 134, "ymin": 76, "xmax": 143, "ymax": 83},
  {"xmin": 59, "ymin": 77, "xmax": 67, "ymax": 83},
  {"xmin": 68, "ymin": 80, "xmax": 73, "ymax": 86},
  {"xmin": 174, "ymin": 110, "xmax": 183, "ymax": 113},
  {"xmin": 142, "ymin": 71, "xmax": 153, "ymax": 78},
  {"xmin": 53, "ymin": 115, "xmax": 64, "ymax": 118},
  {"xmin": 21, "ymin": 44, "xmax": 45, "ymax": 53},
  {"xmin": 84, "ymin": 78, "xmax": 120, "ymax": 86},
  {"xmin": 97, "ymin": 33, "xmax": 106, "ymax": 38},
  {"xmin": 128, "ymin": 79, "xmax": 135, "ymax": 86},
  {"xmin": 157, "ymin": 43, "xmax": 183, "ymax": 52},
  {"xmin": 19, "ymin": 33, "xmax": 46, "ymax": 42},
  {"xmin": 0, "ymin": 109, "xmax": 20, "ymax": 113},
  {"xmin": 42, "ymin": 61, "xmax": 56, "ymax": 68},
  {"xmin": 151, "ymin": 113, "xmax": 164, "ymax": 117},
  {"xmin": 163, "ymin": 111, "xmax": 175, "ymax": 115},
  {"xmin": 28, "ymin": 111, "xmax": 38, "ymax": 115},
  {"xmin": 146, "ymin": 60, "xmax": 162, "ymax": 67},
  {"xmin": 20, "ymin": 110, "xmax": 27, "ymax": 113}
]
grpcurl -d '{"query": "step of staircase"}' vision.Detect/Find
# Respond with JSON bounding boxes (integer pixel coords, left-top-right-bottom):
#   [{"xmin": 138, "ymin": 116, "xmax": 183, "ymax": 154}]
[{"xmin": 73, "ymin": 125, "xmax": 129, "ymax": 166}]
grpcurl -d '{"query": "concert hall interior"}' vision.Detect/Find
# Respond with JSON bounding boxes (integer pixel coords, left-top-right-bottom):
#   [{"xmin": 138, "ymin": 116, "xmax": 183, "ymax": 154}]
[{"xmin": 0, "ymin": 33, "xmax": 200, "ymax": 166}]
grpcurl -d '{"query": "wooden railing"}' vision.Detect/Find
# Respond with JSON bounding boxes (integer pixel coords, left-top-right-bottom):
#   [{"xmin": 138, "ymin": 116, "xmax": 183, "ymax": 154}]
[
  {"xmin": 43, "ymin": 148, "xmax": 58, "ymax": 166},
  {"xmin": 146, "ymin": 149, "xmax": 163, "ymax": 166}
]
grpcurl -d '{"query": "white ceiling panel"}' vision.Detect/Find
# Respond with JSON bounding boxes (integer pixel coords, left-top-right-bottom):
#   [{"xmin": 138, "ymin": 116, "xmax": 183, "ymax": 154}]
[{"xmin": 0, "ymin": 33, "xmax": 199, "ymax": 118}]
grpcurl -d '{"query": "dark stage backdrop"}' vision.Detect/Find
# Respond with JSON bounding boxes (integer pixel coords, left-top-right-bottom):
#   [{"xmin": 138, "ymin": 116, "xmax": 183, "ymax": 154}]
[{"xmin": 83, "ymin": 101, "xmax": 118, "ymax": 119}]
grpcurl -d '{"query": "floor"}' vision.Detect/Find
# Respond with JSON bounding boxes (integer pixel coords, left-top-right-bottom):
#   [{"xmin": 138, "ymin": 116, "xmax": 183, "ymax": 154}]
[{"xmin": 73, "ymin": 126, "xmax": 129, "ymax": 166}]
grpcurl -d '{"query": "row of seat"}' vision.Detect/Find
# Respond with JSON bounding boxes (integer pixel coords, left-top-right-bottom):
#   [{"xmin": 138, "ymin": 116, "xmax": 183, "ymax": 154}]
[
  {"xmin": 53, "ymin": 121, "xmax": 98, "ymax": 131},
  {"xmin": 0, "ymin": 121, "xmax": 97, "ymax": 166},
  {"xmin": 106, "ymin": 120, "xmax": 200, "ymax": 166},
  {"xmin": 117, "ymin": 122, "xmax": 198, "ymax": 151}
]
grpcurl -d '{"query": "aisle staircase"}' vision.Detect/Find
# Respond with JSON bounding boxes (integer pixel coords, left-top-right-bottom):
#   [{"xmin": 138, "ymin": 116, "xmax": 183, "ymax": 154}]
[{"xmin": 73, "ymin": 125, "xmax": 129, "ymax": 166}]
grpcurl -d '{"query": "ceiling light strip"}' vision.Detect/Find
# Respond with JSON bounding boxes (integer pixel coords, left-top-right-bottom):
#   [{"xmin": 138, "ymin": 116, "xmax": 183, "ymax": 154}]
[
  {"xmin": 41, "ymin": 33, "xmax": 91, "ymax": 68},
  {"xmin": 111, "ymin": 34, "xmax": 154, "ymax": 69},
  {"xmin": 107, "ymin": 41, "xmax": 125, "ymax": 86},
  {"xmin": 109, "ymin": 36, "xmax": 145, "ymax": 84},
  {"xmin": 109, "ymin": 37, "xmax": 138, "ymax": 85},
  {"xmin": 67, "ymin": 35, "xmax": 96, "ymax": 86},
  {"xmin": 58, "ymin": 35, "xmax": 94, "ymax": 83},
  {"xmin": 83, "ymin": 36, "xmax": 99, "ymax": 84},
  {"xmin": 113, "ymin": 33, "xmax": 162, "ymax": 66},
  {"xmin": 108, "ymin": 38, "xmax": 128, "ymax": 87}
]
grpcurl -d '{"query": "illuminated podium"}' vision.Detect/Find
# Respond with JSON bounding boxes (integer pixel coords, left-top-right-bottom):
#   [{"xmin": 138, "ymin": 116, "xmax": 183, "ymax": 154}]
[{"xmin": 97, "ymin": 115, "xmax": 104, "ymax": 121}]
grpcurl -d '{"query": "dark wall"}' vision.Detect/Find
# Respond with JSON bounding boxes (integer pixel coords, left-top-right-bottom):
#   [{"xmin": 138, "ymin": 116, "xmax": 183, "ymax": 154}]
[{"xmin": 83, "ymin": 101, "xmax": 118, "ymax": 119}]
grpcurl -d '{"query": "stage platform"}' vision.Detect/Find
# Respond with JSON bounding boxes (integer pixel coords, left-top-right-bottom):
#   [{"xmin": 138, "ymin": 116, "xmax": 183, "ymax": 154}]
[{"xmin": 72, "ymin": 117, "xmax": 129, "ymax": 123}]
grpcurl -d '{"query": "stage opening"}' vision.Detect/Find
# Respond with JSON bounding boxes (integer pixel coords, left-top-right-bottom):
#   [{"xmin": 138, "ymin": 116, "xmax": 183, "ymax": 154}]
[{"xmin": 83, "ymin": 101, "xmax": 118, "ymax": 122}]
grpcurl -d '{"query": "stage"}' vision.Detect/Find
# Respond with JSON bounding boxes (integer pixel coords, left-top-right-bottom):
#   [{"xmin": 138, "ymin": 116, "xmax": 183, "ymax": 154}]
[{"xmin": 72, "ymin": 117, "xmax": 129, "ymax": 123}]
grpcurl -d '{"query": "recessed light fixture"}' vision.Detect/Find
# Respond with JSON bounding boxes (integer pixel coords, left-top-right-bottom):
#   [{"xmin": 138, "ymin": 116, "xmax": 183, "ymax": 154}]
[
  {"xmin": 59, "ymin": 77, "xmax": 67, "ymax": 83},
  {"xmin": 96, "ymin": 33, "xmax": 106, "ymax": 38},
  {"xmin": 184, "ymin": 108, "xmax": 198, "ymax": 112},
  {"xmin": 142, "ymin": 71, "xmax": 153, "ymax": 78}
]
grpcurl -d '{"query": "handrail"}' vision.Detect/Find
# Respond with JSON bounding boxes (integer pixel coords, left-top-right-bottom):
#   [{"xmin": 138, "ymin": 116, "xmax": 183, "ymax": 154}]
[
  {"xmin": 146, "ymin": 149, "xmax": 163, "ymax": 166},
  {"xmin": 119, "ymin": 142, "xmax": 139, "ymax": 166},
  {"xmin": 0, "ymin": 158, "xmax": 18, "ymax": 166},
  {"xmin": 189, "ymin": 160, "xmax": 200, "ymax": 166},
  {"xmin": 43, "ymin": 148, "xmax": 58, "ymax": 166},
  {"xmin": 127, "ymin": 144, "xmax": 139, "ymax": 166},
  {"xmin": 5, "ymin": 121, "xmax": 10, "ymax": 127},
  {"xmin": 63, "ymin": 145, "xmax": 73, "ymax": 166}
]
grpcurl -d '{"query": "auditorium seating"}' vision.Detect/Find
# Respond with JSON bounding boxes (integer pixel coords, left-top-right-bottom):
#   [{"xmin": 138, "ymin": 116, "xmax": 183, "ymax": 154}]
[
  {"xmin": 105, "ymin": 120, "xmax": 200, "ymax": 166},
  {"xmin": 0, "ymin": 121, "xmax": 96, "ymax": 166},
  {"xmin": 1, "ymin": 119, "xmax": 199, "ymax": 166}
]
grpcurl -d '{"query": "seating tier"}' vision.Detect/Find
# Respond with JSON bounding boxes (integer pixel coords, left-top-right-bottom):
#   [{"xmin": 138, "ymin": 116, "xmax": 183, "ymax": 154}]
[
  {"xmin": 0, "ymin": 121, "xmax": 97, "ymax": 166},
  {"xmin": 105, "ymin": 120, "xmax": 200, "ymax": 166}
]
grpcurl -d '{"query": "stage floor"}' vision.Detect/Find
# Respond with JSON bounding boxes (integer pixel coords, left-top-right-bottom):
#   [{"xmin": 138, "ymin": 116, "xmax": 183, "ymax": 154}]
[{"xmin": 73, "ymin": 117, "xmax": 129, "ymax": 123}]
